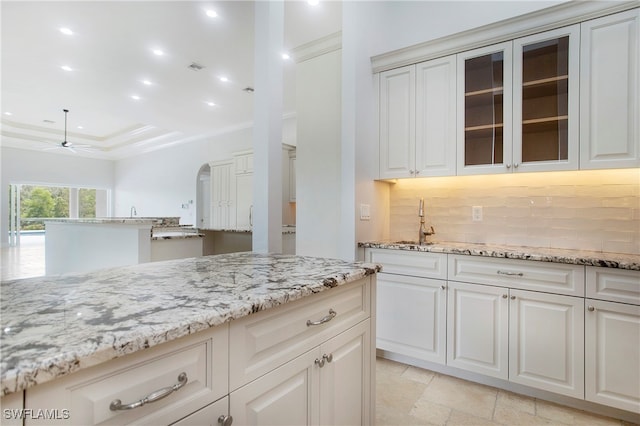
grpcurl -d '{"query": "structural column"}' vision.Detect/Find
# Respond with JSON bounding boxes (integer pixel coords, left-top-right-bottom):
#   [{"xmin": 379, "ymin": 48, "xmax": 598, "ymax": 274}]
[{"xmin": 252, "ymin": 1, "xmax": 284, "ymax": 254}]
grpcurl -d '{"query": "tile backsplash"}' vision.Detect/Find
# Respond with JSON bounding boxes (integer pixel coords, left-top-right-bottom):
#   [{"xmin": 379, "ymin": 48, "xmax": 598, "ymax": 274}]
[{"xmin": 389, "ymin": 169, "xmax": 640, "ymax": 254}]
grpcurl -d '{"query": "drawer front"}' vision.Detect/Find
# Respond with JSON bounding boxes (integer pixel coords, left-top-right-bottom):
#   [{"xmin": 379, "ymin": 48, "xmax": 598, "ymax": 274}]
[
  {"xmin": 25, "ymin": 326, "xmax": 228, "ymax": 425},
  {"xmin": 229, "ymin": 278, "xmax": 371, "ymax": 391},
  {"xmin": 365, "ymin": 248, "xmax": 447, "ymax": 279},
  {"xmin": 448, "ymin": 255, "xmax": 585, "ymax": 296},
  {"xmin": 586, "ymin": 266, "xmax": 640, "ymax": 305}
]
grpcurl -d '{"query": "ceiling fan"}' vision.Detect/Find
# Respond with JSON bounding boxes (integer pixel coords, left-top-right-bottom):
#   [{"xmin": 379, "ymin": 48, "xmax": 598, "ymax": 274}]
[{"xmin": 45, "ymin": 109, "xmax": 93, "ymax": 153}]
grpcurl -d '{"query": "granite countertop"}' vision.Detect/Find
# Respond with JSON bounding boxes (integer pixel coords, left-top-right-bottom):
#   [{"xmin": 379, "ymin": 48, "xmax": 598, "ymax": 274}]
[
  {"xmin": 0, "ymin": 253, "xmax": 380, "ymax": 396},
  {"xmin": 44, "ymin": 217, "xmax": 181, "ymax": 226},
  {"xmin": 358, "ymin": 241, "xmax": 640, "ymax": 270},
  {"xmin": 199, "ymin": 226, "xmax": 296, "ymax": 234},
  {"xmin": 151, "ymin": 232, "xmax": 204, "ymax": 240}
]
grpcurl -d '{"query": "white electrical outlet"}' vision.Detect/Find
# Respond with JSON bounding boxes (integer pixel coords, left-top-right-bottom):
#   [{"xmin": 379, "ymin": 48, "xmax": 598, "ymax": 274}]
[
  {"xmin": 472, "ymin": 206, "xmax": 483, "ymax": 222},
  {"xmin": 360, "ymin": 204, "xmax": 371, "ymax": 220}
]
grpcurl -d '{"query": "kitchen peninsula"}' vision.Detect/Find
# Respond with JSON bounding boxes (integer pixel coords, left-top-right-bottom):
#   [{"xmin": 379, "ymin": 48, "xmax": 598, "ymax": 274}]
[
  {"xmin": 45, "ymin": 217, "xmax": 203, "ymax": 275},
  {"xmin": 0, "ymin": 252, "xmax": 379, "ymax": 425}
]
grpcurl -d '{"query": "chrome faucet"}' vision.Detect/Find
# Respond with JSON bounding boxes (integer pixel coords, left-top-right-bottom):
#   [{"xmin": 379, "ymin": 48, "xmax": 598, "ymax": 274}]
[
  {"xmin": 418, "ymin": 198, "xmax": 435, "ymax": 245},
  {"xmin": 130, "ymin": 206, "xmax": 137, "ymax": 218}
]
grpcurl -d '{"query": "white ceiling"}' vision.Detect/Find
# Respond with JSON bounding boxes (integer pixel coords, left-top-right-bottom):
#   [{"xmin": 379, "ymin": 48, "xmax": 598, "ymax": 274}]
[{"xmin": 0, "ymin": 1, "xmax": 341, "ymax": 159}]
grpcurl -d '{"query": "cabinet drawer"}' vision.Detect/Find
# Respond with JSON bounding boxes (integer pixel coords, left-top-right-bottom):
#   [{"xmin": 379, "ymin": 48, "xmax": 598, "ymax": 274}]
[
  {"xmin": 229, "ymin": 278, "xmax": 371, "ymax": 391},
  {"xmin": 25, "ymin": 326, "xmax": 228, "ymax": 425},
  {"xmin": 448, "ymin": 255, "xmax": 585, "ymax": 296},
  {"xmin": 586, "ymin": 266, "xmax": 640, "ymax": 305},
  {"xmin": 365, "ymin": 248, "xmax": 447, "ymax": 279}
]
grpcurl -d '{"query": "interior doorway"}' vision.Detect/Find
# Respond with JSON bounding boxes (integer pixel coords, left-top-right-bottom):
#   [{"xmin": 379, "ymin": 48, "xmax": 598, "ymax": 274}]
[{"xmin": 196, "ymin": 164, "xmax": 211, "ymax": 229}]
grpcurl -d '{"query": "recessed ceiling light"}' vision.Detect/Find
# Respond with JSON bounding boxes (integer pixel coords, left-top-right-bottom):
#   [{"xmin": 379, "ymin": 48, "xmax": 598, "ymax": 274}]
[
  {"xmin": 206, "ymin": 9, "xmax": 218, "ymax": 18},
  {"xmin": 131, "ymin": 95, "xmax": 141, "ymax": 100},
  {"xmin": 60, "ymin": 27, "xmax": 73, "ymax": 35},
  {"xmin": 308, "ymin": 0, "xmax": 320, "ymax": 5},
  {"xmin": 282, "ymin": 52, "xmax": 291, "ymax": 60},
  {"xmin": 61, "ymin": 65, "xmax": 73, "ymax": 71},
  {"xmin": 206, "ymin": 101, "xmax": 216, "ymax": 107},
  {"xmin": 4, "ymin": 112, "xmax": 12, "ymax": 116},
  {"xmin": 142, "ymin": 79, "xmax": 153, "ymax": 85},
  {"xmin": 152, "ymin": 49, "xmax": 164, "ymax": 56},
  {"xmin": 77, "ymin": 125, "xmax": 84, "ymax": 129},
  {"xmin": 219, "ymin": 76, "xmax": 229, "ymax": 83}
]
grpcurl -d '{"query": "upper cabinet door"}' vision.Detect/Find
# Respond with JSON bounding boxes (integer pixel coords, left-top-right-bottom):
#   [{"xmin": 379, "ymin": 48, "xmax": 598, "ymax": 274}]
[
  {"xmin": 379, "ymin": 65, "xmax": 416, "ymax": 179},
  {"xmin": 580, "ymin": 9, "xmax": 640, "ymax": 170},
  {"xmin": 457, "ymin": 42, "xmax": 513, "ymax": 175},
  {"xmin": 415, "ymin": 55, "xmax": 457, "ymax": 177},
  {"xmin": 513, "ymin": 25, "xmax": 580, "ymax": 173}
]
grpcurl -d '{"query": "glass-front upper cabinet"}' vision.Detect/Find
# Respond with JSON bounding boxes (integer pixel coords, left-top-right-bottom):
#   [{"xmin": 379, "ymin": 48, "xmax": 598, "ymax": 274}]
[
  {"xmin": 513, "ymin": 25, "xmax": 579, "ymax": 173},
  {"xmin": 457, "ymin": 26, "xmax": 579, "ymax": 175},
  {"xmin": 457, "ymin": 42, "xmax": 513, "ymax": 175}
]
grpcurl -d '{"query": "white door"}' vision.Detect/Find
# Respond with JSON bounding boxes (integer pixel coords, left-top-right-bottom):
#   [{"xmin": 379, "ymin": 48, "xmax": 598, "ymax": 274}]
[
  {"xmin": 377, "ymin": 273, "xmax": 446, "ymax": 364},
  {"xmin": 230, "ymin": 349, "xmax": 320, "ymax": 426},
  {"xmin": 235, "ymin": 174, "xmax": 253, "ymax": 231},
  {"xmin": 379, "ymin": 65, "xmax": 416, "ymax": 179},
  {"xmin": 319, "ymin": 320, "xmax": 371, "ymax": 426},
  {"xmin": 211, "ymin": 163, "xmax": 234, "ymax": 229},
  {"xmin": 585, "ymin": 298, "xmax": 640, "ymax": 413},
  {"xmin": 447, "ymin": 281, "xmax": 509, "ymax": 379},
  {"xmin": 198, "ymin": 172, "xmax": 210, "ymax": 229},
  {"xmin": 508, "ymin": 289, "xmax": 584, "ymax": 398},
  {"xmin": 415, "ymin": 55, "xmax": 457, "ymax": 177},
  {"xmin": 580, "ymin": 9, "xmax": 640, "ymax": 169}
]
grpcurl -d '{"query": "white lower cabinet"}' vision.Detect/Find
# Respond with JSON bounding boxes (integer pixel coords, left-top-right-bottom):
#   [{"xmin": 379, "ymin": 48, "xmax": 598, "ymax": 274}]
[
  {"xmin": 230, "ymin": 320, "xmax": 371, "ymax": 426},
  {"xmin": 446, "ymin": 281, "xmax": 509, "ymax": 379},
  {"xmin": 171, "ymin": 397, "xmax": 229, "ymax": 426},
  {"xmin": 508, "ymin": 289, "xmax": 584, "ymax": 398},
  {"xmin": 585, "ymin": 266, "xmax": 640, "ymax": 414}
]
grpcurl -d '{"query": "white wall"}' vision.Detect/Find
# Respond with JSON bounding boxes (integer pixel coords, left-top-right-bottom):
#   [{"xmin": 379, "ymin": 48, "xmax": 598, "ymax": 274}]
[{"xmin": 0, "ymin": 147, "xmax": 115, "ymax": 247}]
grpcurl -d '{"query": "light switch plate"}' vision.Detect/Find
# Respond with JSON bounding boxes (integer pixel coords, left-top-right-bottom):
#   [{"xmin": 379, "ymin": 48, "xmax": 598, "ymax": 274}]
[{"xmin": 360, "ymin": 204, "xmax": 371, "ymax": 220}]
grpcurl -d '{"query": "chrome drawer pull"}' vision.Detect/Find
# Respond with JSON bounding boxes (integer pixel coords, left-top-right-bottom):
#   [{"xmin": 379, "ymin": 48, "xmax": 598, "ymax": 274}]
[
  {"xmin": 497, "ymin": 270, "xmax": 524, "ymax": 277},
  {"xmin": 306, "ymin": 309, "xmax": 337, "ymax": 327},
  {"xmin": 109, "ymin": 372, "xmax": 188, "ymax": 411}
]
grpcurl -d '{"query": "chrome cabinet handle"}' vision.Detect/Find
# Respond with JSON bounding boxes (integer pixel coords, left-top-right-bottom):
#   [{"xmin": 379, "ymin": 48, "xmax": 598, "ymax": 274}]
[
  {"xmin": 497, "ymin": 270, "xmax": 524, "ymax": 277},
  {"xmin": 110, "ymin": 372, "xmax": 188, "ymax": 411},
  {"xmin": 588, "ymin": 306, "xmax": 595, "ymax": 312},
  {"xmin": 218, "ymin": 415, "xmax": 233, "ymax": 426},
  {"xmin": 307, "ymin": 309, "xmax": 337, "ymax": 327},
  {"xmin": 323, "ymin": 353, "xmax": 333, "ymax": 363}
]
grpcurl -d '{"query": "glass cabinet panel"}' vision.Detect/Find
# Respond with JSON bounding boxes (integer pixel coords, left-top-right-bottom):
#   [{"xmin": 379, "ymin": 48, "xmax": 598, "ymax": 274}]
[
  {"xmin": 520, "ymin": 36, "xmax": 570, "ymax": 163},
  {"xmin": 463, "ymin": 52, "xmax": 505, "ymax": 166}
]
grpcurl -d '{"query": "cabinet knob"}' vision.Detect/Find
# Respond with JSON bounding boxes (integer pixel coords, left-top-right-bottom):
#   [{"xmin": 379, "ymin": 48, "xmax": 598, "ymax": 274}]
[
  {"xmin": 514, "ymin": 163, "xmax": 519, "ymax": 169},
  {"xmin": 502, "ymin": 294, "xmax": 508, "ymax": 299},
  {"xmin": 415, "ymin": 170, "xmax": 420, "ymax": 175},
  {"xmin": 218, "ymin": 415, "xmax": 233, "ymax": 426},
  {"xmin": 315, "ymin": 358, "xmax": 325, "ymax": 368},
  {"xmin": 323, "ymin": 353, "xmax": 333, "ymax": 363},
  {"xmin": 506, "ymin": 164, "xmax": 512, "ymax": 169},
  {"xmin": 588, "ymin": 306, "xmax": 595, "ymax": 312},
  {"xmin": 510, "ymin": 296, "xmax": 516, "ymax": 300},
  {"xmin": 441, "ymin": 285, "xmax": 446, "ymax": 290}
]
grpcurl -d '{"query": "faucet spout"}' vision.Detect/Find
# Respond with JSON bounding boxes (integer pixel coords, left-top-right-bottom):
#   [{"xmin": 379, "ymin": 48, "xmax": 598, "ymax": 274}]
[{"xmin": 418, "ymin": 198, "xmax": 435, "ymax": 245}]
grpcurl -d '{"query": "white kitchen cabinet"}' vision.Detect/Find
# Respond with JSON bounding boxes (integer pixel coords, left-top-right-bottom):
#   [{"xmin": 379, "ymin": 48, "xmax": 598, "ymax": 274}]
[
  {"xmin": 365, "ymin": 249, "xmax": 447, "ymax": 364},
  {"xmin": 580, "ymin": 9, "xmax": 640, "ymax": 170},
  {"xmin": 230, "ymin": 319, "xmax": 372, "ymax": 426},
  {"xmin": 508, "ymin": 289, "xmax": 584, "ymax": 398},
  {"xmin": 585, "ymin": 266, "xmax": 640, "ymax": 414},
  {"xmin": 170, "ymin": 397, "xmax": 229, "ymax": 426},
  {"xmin": 234, "ymin": 152, "xmax": 253, "ymax": 175},
  {"xmin": 378, "ymin": 56, "xmax": 457, "ymax": 179},
  {"xmin": 235, "ymin": 173, "xmax": 252, "ymax": 230},
  {"xmin": 379, "ymin": 65, "xmax": 415, "ymax": 179},
  {"xmin": 457, "ymin": 26, "xmax": 580, "ymax": 175},
  {"xmin": 446, "ymin": 280, "xmax": 509, "ymax": 379},
  {"xmin": 289, "ymin": 151, "xmax": 296, "ymax": 202},
  {"xmin": 25, "ymin": 325, "xmax": 229, "ymax": 425},
  {"xmin": 210, "ymin": 161, "xmax": 235, "ymax": 229}
]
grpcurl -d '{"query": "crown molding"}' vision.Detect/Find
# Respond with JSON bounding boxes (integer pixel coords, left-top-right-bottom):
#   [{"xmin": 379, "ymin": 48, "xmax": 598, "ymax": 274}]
[
  {"xmin": 292, "ymin": 31, "xmax": 342, "ymax": 63},
  {"xmin": 371, "ymin": 1, "xmax": 639, "ymax": 73}
]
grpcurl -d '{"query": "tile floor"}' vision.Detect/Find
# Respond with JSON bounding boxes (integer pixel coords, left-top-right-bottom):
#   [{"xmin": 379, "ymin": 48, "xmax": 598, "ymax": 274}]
[
  {"xmin": 0, "ymin": 234, "xmax": 45, "ymax": 281},
  {"xmin": 376, "ymin": 357, "xmax": 639, "ymax": 426}
]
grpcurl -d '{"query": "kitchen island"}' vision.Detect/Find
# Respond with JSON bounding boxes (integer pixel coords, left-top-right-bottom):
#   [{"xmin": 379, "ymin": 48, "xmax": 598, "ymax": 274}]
[{"xmin": 0, "ymin": 252, "xmax": 379, "ymax": 425}]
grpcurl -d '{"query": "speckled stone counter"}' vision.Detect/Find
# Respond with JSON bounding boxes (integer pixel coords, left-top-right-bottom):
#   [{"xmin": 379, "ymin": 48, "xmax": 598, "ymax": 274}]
[
  {"xmin": 358, "ymin": 241, "xmax": 640, "ymax": 270},
  {"xmin": 0, "ymin": 253, "xmax": 380, "ymax": 396}
]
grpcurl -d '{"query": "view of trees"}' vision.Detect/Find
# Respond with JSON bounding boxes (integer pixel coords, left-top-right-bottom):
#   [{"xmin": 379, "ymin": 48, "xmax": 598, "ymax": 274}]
[{"xmin": 19, "ymin": 185, "xmax": 96, "ymax": 230}]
